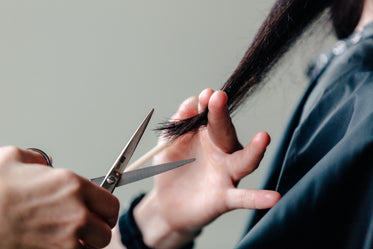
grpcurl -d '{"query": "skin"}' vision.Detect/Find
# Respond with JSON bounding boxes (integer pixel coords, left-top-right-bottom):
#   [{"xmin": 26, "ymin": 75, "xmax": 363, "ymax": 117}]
[
  {"xmin": 356, "ymin": 0, "xmax": 373, "ymax": 32},
  {"xmin": 0, "ymin": 146, "xmax": 119, "ymax": 249}
]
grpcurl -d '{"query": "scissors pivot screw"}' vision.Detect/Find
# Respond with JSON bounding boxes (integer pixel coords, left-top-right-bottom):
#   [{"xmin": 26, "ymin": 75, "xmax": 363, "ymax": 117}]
[{"xmin": 106, "ymin": 176, "xmax": 116, "ymax": 185}]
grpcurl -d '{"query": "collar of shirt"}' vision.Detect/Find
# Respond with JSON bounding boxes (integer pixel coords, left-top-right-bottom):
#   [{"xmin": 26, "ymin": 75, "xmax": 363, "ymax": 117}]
[{"xmin": 307, "ymin": 21, "xmax": 373, "ymax": 81}]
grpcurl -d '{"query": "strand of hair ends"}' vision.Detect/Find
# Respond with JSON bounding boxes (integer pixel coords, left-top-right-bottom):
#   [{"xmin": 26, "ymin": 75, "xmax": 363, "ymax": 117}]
[{"xmin": 158, "ymin": 0, "xmax": 363, "ymax": 140}]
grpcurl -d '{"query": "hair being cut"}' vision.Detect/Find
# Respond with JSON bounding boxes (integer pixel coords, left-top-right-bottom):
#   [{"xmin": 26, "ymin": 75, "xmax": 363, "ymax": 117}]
[{"xmin": 159, "ymin": 0, "xmax": 364, "ymax": 139}]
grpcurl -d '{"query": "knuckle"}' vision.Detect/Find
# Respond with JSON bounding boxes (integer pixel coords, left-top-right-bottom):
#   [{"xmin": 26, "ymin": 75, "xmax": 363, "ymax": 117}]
[
  {"xmin": 56, "ymin": 168, "xmax": 77, "ymax": 179},
  {"xmin": 240, "ymin": 192, "xmax": 249, "ymax": 207},
  {"xmin": 63, "ymin": 239, "xmax": 79, "ymax": 249},
  {"xmin": 0, "ymin": 146, "xmax": 22, "ymax": 163},
  {"xmin": 243, "ymin": 191, "xmax": 257, "ymax": 209},
  {"xmin": 54, "ymin": 169, "xmax": 84, "ymax": 190},
  {"xmin": 51, "ymin": 169, "xmax": 87, "ymax": 202},
  {"xmin": 1, "ymin": 146, "xmax": 21, "ymax": 156}
]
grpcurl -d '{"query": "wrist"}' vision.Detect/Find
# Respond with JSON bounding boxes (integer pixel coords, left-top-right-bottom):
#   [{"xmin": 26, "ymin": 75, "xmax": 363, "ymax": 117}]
[
  {"xmin": 134, "ymin": 191, "xmax": 200, "ymax": 249},
  {"xmin": 119, "ymin": 193, "xmax": 150, "ymax": 249}
]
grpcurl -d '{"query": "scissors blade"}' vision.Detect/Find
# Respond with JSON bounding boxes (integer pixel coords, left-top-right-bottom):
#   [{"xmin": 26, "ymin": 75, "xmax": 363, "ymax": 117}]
[
  {"xmin": 91, "ymin": 158, "xmax": 195, "ymax": 186},
  {"xmin": 99, "ymin": 109, "xmax": 154, "ymax": 193},
  {"xmin": 113, "ymin": 109, "xmax": 154, "ymax": 174}
]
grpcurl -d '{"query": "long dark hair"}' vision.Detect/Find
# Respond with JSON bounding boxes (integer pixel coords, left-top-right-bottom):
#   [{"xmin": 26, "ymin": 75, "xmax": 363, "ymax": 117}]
[{"xmin": 160, "ymin": 0, "xmax": 364, "ymax": 139}]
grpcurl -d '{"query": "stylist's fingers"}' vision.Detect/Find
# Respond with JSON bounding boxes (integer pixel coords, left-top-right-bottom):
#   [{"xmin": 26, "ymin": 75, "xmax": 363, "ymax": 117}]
[
  {"xmin": 207, "ymin": 91, "xmax": 242, "ymax": 153},
  {"xmin": 228, "ymin": 132, "xmax": 270, "ymax": 182},
  {"xmin": 78, "ymin": 213, "xmax": 112, "ymax": 249},
  {"xmin": 198, "ymin": 88, "xmax": 214, "ymax": 113},
  {"xmin": 225, "ymin": 188, "xmax": 281, "ymax": 210},
  {"xmin": 0, "ymin": 146, "xmax": 52, "ymax": 166},
  {"xmin": 82, "ymin": 179, "xmax": 120, "ymax": 228},
  {"xmin": 172, "ymin": 88, "xmax": 214, "ymax": 120},
  {"xmin": 172, "ymin": 96, "xmax": 199, "ymax": 120}
]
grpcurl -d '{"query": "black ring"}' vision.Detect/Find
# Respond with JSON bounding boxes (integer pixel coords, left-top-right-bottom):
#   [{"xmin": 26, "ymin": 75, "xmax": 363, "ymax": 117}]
[{"xmin": 27, "ymin": 148, "xmax": 53, "ymax": 167}]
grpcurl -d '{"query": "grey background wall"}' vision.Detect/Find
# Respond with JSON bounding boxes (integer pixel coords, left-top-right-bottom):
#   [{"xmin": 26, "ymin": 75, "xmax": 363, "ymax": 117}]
[{"xmin": 0, "ymin": 1, "xmax": 335, "ymax": 248}]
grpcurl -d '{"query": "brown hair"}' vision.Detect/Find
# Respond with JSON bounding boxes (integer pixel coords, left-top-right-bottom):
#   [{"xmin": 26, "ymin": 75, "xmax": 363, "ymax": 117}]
[{"xmin": 159, "ymin": 0, "xmax": 364, "ymax": 139}]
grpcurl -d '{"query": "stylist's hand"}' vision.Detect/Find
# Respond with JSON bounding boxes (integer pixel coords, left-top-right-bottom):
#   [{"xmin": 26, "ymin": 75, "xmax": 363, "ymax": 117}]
[
  {"xmin": 134, "ymin": 89, "xmax": 281, "ymax": 248},
  {"xmin": 0, "ymin": 146, "xmax": 119, "ymax": 249}
]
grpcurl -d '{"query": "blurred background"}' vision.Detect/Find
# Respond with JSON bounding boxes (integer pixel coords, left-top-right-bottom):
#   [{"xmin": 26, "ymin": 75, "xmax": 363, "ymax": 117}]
[{"xmin": 0, "ymin": 1, "xmax": 335, "ymax": 248}]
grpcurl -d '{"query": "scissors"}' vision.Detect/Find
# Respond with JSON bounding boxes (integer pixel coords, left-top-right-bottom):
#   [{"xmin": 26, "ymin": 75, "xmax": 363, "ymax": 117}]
[{"xmin": 90, "ymin": 109, "xmax": 195, "ymax": 193}]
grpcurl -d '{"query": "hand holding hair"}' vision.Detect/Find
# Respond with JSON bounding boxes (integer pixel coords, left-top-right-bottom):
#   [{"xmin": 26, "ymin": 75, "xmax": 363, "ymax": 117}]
[{"xmin": 134, "ymin": 89, "xmax": 281, "ymax": 249}]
